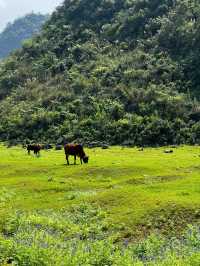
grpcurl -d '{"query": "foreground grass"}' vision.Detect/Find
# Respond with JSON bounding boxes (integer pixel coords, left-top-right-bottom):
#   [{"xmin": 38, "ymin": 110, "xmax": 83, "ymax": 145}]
[
  {"xmin": 0, "ymin": 205, "xmax": 200, "ymax": 266},
  {"xmin": 0, "ymin": 145, "xmax": 200, "ymax": 265}
]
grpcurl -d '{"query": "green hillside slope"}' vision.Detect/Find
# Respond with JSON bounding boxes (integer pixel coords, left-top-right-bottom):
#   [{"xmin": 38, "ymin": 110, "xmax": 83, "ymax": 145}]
[
  {"xmin": 0, "ymin": 0, "xmax": 200, "ymax": 146},
  {"xmin": 0, "ymin": 13, "xmax": 48, "ymax": 59}
]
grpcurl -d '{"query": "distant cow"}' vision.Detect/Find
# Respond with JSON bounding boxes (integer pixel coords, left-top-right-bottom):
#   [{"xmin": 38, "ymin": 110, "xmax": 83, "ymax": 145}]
[
  {"xmin": 164, "ymin": 149, "xmax": 174, "ymax": 154},
  {"xmin": 27, "ymin": 144, "xmax": 42, "ymax": 156},
  {"xmin": 42, "ymin": 144, "xmax": 53, "ymax": 150},
  {"xmin": 64, "ymin": 144, "xmax": 89, "ymax": 165}
]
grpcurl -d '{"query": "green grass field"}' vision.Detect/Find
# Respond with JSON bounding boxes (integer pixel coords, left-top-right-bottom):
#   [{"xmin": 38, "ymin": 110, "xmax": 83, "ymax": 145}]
[{"xmin": 0, "ymin": 145, "xmax": 200, "ymax": 265}]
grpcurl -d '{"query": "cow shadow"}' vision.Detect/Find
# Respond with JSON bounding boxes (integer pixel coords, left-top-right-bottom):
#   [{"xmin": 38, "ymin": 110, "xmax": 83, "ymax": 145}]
[{"xmin": 63, "ymin": 163, "xmax": 81, "ymax": 166}]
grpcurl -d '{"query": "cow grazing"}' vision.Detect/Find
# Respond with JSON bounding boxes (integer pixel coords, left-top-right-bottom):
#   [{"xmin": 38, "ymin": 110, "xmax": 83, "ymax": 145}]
[
  {"xmin": 27, "ymin": 144, "xmax": 42, "ymax": 156},
  {"xmin": 64, "ymin": 144, "xmax": 89, "ymax": 165}
]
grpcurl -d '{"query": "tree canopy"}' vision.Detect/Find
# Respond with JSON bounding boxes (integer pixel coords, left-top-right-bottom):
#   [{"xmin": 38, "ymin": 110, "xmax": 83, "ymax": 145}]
[{"xmin": 0, "ymin": 0, "xmax": 200, "ymax": 146}]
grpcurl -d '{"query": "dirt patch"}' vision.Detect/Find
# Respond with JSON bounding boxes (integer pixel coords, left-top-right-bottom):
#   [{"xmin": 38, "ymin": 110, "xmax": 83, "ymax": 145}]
[
  {"xmin": 125, "ymin": 178, "xmax": 146, "ymax": 185},
  {"xmin": 152, "ymin": 175, "xmax": 185, "ymax": 182},
  {"xmin": 134, "ymin": 204, "xmax": 200, "ymax": 239},
  {"xmin": 125, "ymin": 175, "xmax": 185, "ymax": 186},
  {"xmin": 83, "ymin": 166, "xmax": 151, "ymax": 179}
]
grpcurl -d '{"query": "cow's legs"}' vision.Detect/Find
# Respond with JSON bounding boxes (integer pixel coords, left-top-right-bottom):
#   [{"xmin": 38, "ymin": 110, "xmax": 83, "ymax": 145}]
[
  {"xmin": 28, "ymin": 149, "xmax": 30, "ymax": 155},
  {"xmin": 80, "ymin": 158, "xmax": 83, "ymax": 165},
  {"xmin": 74, "ymin": 155, "xmax": 76, "ymax": 165},
  {"xmin": 66, "ymin": 155, "xmax": 69, "ymax": 165}
]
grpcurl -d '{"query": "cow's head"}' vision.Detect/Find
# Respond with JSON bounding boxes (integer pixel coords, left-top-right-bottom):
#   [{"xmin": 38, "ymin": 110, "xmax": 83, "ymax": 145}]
[{"xmin": 83, "ymin": 156, "xmax": 89, "ymax": 164}]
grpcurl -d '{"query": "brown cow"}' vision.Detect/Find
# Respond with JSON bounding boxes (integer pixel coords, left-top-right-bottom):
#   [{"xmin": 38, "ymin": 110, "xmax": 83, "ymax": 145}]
[
  {"xmin": 64, "ymin": 144, "xmax": 89, "ymax": 165},
  {"xmin": 27, "ymin": 144, "xmax": 42, "ymax": 156}
]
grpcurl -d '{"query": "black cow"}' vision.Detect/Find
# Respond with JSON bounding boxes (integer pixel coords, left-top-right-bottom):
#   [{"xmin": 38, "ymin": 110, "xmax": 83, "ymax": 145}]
[
  {"xmin": 64, "ymin": 144, "xmax": 89, "ymax": 165},
  {"xmin": 27, "ymin": 144, "xmax": 42, "ymax": 156}
]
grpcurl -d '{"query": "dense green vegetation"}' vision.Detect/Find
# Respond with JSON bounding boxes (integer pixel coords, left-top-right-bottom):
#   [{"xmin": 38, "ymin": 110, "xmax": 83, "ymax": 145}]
[
  {"xmin": 1, "ymin": 208, "xmax": 200, "ymax": 265},
  {"xmin": 0, "ymin": 13, "xmax": 48, "ymax": 59},
  {"xmin": 0, "ymin": 145, "xmax": 199, "ymax": 265},
  {"xmin": 0, "ymin": 0, "xmax": 200, "ymax": 145}
]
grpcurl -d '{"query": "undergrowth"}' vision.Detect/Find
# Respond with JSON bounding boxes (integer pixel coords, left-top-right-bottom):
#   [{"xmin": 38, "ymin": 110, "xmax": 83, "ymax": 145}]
[{"xmin": 0, "ymin": 204, "xmax": 199, "ymax": 266}]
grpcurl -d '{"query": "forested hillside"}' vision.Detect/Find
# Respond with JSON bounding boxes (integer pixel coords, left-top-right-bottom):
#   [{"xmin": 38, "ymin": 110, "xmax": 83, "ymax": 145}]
[
  {"xmin": 0, "ymin": 0, "xmax": 200, "ymax": 146},
  {"xmin": 0, "ymin": 13, "xmax": 48, "ymax": 59}
]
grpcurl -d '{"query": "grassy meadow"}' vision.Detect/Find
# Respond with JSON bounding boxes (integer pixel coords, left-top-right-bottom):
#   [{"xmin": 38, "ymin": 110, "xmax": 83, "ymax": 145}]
[{"xmin": 0, "ymin": 145, "xmax": 200, "ymax": 265}]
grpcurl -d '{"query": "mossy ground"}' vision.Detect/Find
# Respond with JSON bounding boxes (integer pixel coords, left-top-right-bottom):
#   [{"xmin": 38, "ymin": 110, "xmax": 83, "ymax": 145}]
[{"xmin": 0, "ymin": 145, "xmax": 200, "ymax": 239}]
